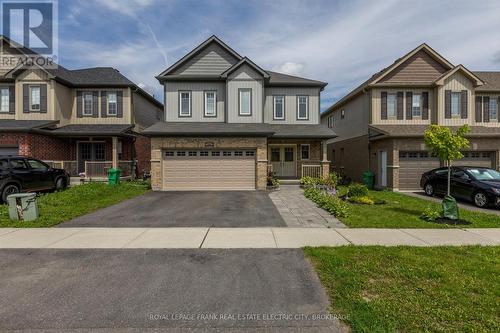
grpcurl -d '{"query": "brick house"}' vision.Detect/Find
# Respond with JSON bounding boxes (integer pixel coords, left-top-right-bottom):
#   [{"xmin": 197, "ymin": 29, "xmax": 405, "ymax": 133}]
[
  {"xmin": 143, "ymin": 36, "xmax": 336, "ymax": 190},
  {"xmin": 321, "ymin": 43, "xmax": 500, "ymax": 191},
  {"xmin": 0, "ymin": 36, "xmax": 163, "ymax": 179}
]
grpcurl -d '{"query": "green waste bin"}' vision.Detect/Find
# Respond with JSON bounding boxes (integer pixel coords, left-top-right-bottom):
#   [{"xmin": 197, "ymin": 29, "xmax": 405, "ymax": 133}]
[
  {"xmin": 362, "ymin": 171, "xmax": 375, "ymax": 190},
  {"xmin": 108, "ymin": 168, "xmax": 121, "ymax": 185},
  {"xmin": 442, "ymin": 195, "xmax": 459, "ymax": 220},
  {"xmin": 7, "ymin": 193, "xmax": 39, "ymax": 222}
]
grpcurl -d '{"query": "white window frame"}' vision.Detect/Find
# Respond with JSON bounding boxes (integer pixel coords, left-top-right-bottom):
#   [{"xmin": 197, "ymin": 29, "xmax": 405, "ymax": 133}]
[
  {"xmin": 82, "ymin": 92, "xmax": 93, "ymax": 116},
  {"xmin": 412, "ymin": 93, "xmax": 421, "ymax": 117},
  {"xmin": 0, "ymin": 87, "xmax": 9, "ymax": 113},
  {"xmin": 297, "ymin": 95, "xmax": 308, "ymax": 120},
  {"xmin": 204, "ymin": 91, "xmax": 217, "ymax": 117},
  {"xmin": 489, "ymin": 97, "xmax": 498, "ymax": 121},
  {"xmin": 179, "ymin": 91, "xmax": 191, "ymax": 117},
  {"xmin": 300, "ymin": 144, "xmax": 310, "ymax": 160},
  {"xmin": 273, "ymin": 95, "xmax": 285, "ymax": 120},
  {"xmin": 29, "ymin": 85, "xmax": 41, "ymax": 111},
  {"xmin": 387, "ymin": 93, "xmax": 397, "ymax": 118},
  {"xmin": 451, "ymin": 92, "xmax": 460, "ymax": 117},
  {"xmin": 239, "ymin": 89, "xmax": 252, "ymax": 116},
  {"xmin": 340, "ymin": 109, "xmax": 345, "ymax": 119},
  {"xmin": 107, "ymin": 92, "xmax": 117, "ymax": 116}
]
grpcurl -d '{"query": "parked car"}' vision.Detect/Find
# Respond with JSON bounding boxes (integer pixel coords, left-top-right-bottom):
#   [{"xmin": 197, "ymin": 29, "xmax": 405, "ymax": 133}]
[
  {"xmin": 420, "ymin": 166, "xmax": 500, "ymax": 208},
  {"xmin": 0, "ymin": 156, "xmax": 70, "ymax": 203}
]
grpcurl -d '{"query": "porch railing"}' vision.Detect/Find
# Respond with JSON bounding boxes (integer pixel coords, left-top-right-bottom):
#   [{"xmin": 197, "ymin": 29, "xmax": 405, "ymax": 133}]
[
  {"xmin": 85, "ymin": 160, "xmax": 134, "ymax": 178},
  {"xmin": 302, "ymin": 164, "xmax": 322, "ymax": 178},
  {"xmin": 44, "ymin": 160, "xmax": 78, "ymax": 176}
]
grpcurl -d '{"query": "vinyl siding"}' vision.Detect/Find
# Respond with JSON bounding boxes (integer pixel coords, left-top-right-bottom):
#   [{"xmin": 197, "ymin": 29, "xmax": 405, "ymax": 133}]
[
  {"xmin": 165, "ymin": 81, "xmax": 225, "ymax": 122},
  {"xmin": 173, "ymin": 43, "xmax": 238, "ymax": 75},
  {"xmin": 14, "ymin": 69, "xmax": 56, "ymax": 121},
  {"xmin": 437, "ymin": 72, "xmax": 473, "ymax": 126},
  {"xmin": 264, "ymin": 87, "xmax": 320, "ymax": 124},
  {"xmin": 227, "ymin": 79, "xmax": 263, "ymax": 123},
  {"xmin": 227, "ymin": 64, "xmax": 263, "ymax": 80},
  {"xmin": 379, "ymin": 49, "xmax": 449, "ymax": 83},
  {"xmin": 0, "ymin": 41, "xmax": 22, "ymax": 75},
  {"xmin": 372, "ymin": 88, "xmax": 434, "ymax": 125},
  {"xmin": 53, "ymin": 81, "xmax": 73, "ymax": 126},
  {"xmin": 133, "ymin": 91, "xmax": 164, "ymax": 130}
]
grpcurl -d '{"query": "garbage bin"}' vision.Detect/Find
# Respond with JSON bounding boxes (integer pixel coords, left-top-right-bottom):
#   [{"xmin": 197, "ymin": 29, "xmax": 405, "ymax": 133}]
[
  {"xmin": 108, "ymin": 168, "xmax": 121, "ymax": 185},
  {"xmin": 7, "ymin": 193, "xmax": 39, "ymax": 222},
  {"xmin": 362, "ymin": 171, "xmax": 375, "ymax": 190}
]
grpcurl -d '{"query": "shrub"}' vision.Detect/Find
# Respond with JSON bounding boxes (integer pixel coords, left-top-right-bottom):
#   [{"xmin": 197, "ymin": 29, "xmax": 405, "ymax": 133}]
[
  {"xmin": 347, "ymin": 183, "xmax": 369, "ymax": 197},
  {"xmin": 348, "ymin": 196, "xmax": 375, "ymax": 205},
  {"xmin": 304, "ymin": 188, "xmax": 349, "ymax": 218},
  {"xmin": 300, "ymin": 176, "xmax": 318, "ymax": 186},
  {"xmin": 420, "ymin": 207, "xmax": 441, "ymax": 222}
]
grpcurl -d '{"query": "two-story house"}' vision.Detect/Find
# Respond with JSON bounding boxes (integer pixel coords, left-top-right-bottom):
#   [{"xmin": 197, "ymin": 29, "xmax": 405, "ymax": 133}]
[
  {"xmin": 321, "ymin": 43, "xmax": 500, "ymax": 191},
  {"xmin": 143, "ymin": 36, "xmax": 336, "ymax": 190},
  {"xmin": 0, "ymin": 36, "xmax": 163, "ymax": 180}
]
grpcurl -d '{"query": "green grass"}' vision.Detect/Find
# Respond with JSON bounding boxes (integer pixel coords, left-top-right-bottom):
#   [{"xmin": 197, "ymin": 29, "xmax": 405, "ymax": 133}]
[
  {"xmin": 333, "ymin": 188, "xmax": 500, "ymax": 228},
  {"xmin": 304, "ymin": 246, "xmax": 500, "ymax": 333},
  {"xmin": 0, "ymin": 182, "xmax": 150, "ymax": 227}
]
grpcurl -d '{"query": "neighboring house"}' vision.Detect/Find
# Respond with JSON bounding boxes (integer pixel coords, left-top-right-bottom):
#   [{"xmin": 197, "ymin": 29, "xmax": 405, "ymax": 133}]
[
  {"xmin": 0, "ymin": 36, "xmax": 163, "ymax": 179},
  {"xmin": 321, "ymin": 43, "xmax": 500, "ymax": 191},
  {"xmin": 144, "ymin": 35, "xmax": 336, "ymax": 190}
]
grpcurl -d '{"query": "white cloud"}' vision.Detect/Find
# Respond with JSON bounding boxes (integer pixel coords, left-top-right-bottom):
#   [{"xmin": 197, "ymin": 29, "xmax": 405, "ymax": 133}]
[{"xmin": 274, "ymin": 62, "xmax": 304, "ymax": 76}]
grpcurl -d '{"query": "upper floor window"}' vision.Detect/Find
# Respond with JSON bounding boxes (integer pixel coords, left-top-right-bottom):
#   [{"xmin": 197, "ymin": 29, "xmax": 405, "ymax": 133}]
[
  {"xmin": 82, "ymin": 92, "xmax": 93, "ymax": 116},
  {"xmin": 239, "ymin": 89, "xmax": 251, "ymax": 116},
  {"xmin": 451, "ymin": 92, "xmax": 460, "ymax": 117},
  {"xmin": 412, "ymin": 93, "xmax": 421, "ymax": 117},
  {"xmin": 387, "ymin": 93, "xmax": 397, "ymax": 118},
  {"xmin": 107, "ymin": 92, "xmax": 117, "ymax": 116},
  {"xmin": 327, "ymin": 115, "xmax": 334, "ymax": 128},
  {"xmin": 0, "ymin": 87, "xmax": 9, "ymax": 113},
  {"xmin": 204, "ymin": 91, "xmax": 216, "ymax": 117},
  {"xmin": 340, "ymin": 109, "xmax": 345, "ymax": 119},
  {"xmin": 179, "ymin": 91, "xmax": 191, "ymax": 117},
  {"xmin": 297, "ymin": 96, "xmax": 308, "ymax": 120},
  {"xmin": 273, "ymin": 96, "xmax": 285, "ymax": 120},
  {"xmin": 30, "ymin": 86, "xmax": 41, "ymax": 111},
  {"xmin": 489, "ymin": 98, "xmax": 498, "ymax": 121}
]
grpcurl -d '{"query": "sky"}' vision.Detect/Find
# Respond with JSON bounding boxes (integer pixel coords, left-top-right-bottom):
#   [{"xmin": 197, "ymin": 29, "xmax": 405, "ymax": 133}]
[{"xmin": 56, "ymin": 0, "xmax": 500, "ymax": 111}]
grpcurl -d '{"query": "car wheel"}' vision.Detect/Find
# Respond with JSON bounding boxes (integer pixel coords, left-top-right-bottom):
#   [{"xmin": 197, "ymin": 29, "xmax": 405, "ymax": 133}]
[
  {"xmin": 424, "ymin": 183, "xmax": 435, "ymax": 196},
  {"xmin": 473, "ymin": 192, "xmax": 488, "ymax": 208},
  {"xmin": 55, "ymin": 177, "xmax": 67, "ymax": 191},
  {"xmin": 1, "ymin": 184, "xmax": 20, "ymax": 203}
]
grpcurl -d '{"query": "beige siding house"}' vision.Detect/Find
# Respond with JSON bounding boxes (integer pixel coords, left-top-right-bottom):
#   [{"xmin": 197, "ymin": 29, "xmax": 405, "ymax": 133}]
[
  {"xmin": 144, "ymin": 35, "xmax": 336, "ymax": 191},
  {"xmin": 321, "ymin": 44, "xmax": 500, "ymax": 191}
]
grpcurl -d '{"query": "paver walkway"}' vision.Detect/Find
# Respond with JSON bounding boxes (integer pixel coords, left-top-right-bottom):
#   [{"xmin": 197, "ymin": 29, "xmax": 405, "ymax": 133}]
[
  {"xmin": 269, "ymin": 185, "xmax": 346, "ymax": 228},
  {"xmin": 0, "ymin": 227, "xmax": 498, "ymax": 248}
]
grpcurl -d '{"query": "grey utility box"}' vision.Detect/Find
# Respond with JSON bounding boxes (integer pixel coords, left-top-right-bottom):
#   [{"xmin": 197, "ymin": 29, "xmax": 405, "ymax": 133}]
[{"xmin": 7, "ymin": 193, "xmax": 39, "ymax": 222}]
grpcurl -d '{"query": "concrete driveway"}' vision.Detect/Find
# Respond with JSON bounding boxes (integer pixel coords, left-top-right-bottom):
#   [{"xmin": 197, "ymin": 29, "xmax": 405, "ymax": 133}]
[
  {"xmin": 0, "ymin": 249, "xmax": 345, "ymax": 332},
  {"xmin": 60, "ymin": 191, "xmax": 286, "ymax": 228}
]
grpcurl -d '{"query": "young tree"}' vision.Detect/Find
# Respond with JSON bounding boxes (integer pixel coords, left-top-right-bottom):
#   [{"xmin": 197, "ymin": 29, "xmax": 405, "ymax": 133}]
[{"xmin": 424, "ymin": 125, "xmax": 470, "ymax": 196}]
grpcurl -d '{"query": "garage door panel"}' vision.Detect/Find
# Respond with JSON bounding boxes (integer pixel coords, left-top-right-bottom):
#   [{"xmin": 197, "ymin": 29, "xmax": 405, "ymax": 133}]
[{"xmin": 399, "ymin": 151, "xmax": 440, "ymax": 190}]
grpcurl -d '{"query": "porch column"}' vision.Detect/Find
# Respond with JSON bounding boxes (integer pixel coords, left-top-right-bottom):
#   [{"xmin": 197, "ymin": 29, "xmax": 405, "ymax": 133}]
[
  {"xmin": 320, "ymin": 140, "xmax": 330, "ymax": 179},
  {"xmin": 112, "ymin": 136, "xmax": 118, "ymax": 169}
]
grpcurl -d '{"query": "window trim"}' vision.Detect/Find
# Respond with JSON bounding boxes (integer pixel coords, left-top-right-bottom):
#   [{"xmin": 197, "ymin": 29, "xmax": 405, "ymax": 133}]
[
  {"xmin": 300, "ymin": 144, "xmax": 310, "ymax": 160},
  {"xmin": 450, "ymin": 91, "xmax": 461, "ymax": 118},
  {"xmin": 29, "ymin": 85, "xmax": 41, "ymax": 112},
  {"xmin": 387, "ymin": 93, "xmax": 397, "ymax": 118},
  {"xmin": 296, "ymin": 95, "xmax": 309, "ymax": 120},
  {"xmin": 273, "ymin": 95, "xmax": 285, "ymax": 120},
  {"xmin": 178, "ymin": 90, "xmax": 192, "ymax": 117},
  {"xmin": 0, "ymin": 87, "xmax": 9, "ymax": 113},
  {"xmin": 203, "ymin": 90, "xmax": 217, "ymax": 117},
  {"xmin": 238, "ymin": 88, "xmax": 252, "ymax": 116},
  {"xmin": 488, "ymin": 97, "xmax": 498, "ymax": 122},
  {"xmin": 328, "ymin": 115, "xmax": 334, "ymax": 128},
  {"xmin": 82, "ymin": 91, "xmax": 94, "ymax": 116},
  {"xmin": 107, "ymin": 92, "xmax": 118, "ymax": 116},
  {"xmin": 340, "ymin": 109, "xmax": 345, "ymax": 119},
  {"xmin": 412, "ymin": 93, "xmax": 422, "ymax": 118}
]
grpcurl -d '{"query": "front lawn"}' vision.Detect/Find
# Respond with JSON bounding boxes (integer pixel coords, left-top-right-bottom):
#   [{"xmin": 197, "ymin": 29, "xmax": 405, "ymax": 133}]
[
  {"xmin": 305, "ymin": 246, "xmax": 500, "ymax": 333},
  {"xmin": 0, "ymin": 182, "xmax": 150, "ymax": 228},
  {"xmin": 338, "ymin": 189, "xmax": 500, "ymax": 228}
]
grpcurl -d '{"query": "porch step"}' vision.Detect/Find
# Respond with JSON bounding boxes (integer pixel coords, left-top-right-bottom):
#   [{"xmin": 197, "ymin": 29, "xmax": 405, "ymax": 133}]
[{"xmin": 279, "ymin": 179, "xmax": 301, "ymax": 185}]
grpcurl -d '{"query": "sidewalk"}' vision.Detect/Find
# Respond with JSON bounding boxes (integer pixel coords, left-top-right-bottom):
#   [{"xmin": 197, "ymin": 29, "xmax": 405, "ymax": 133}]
[{"xmin": 0, "ymin": 227, "xmax": 498, "ymax": 248}]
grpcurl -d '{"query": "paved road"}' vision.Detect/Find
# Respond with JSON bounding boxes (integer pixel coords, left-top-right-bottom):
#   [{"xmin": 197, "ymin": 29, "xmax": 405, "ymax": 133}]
[
  {"xmin": 59, "ymin": 191, "xmax": 286, "ymax": 228},
  {"xmin": 0, "ymin": 249, "xmax": 345, "ymax": 332}
]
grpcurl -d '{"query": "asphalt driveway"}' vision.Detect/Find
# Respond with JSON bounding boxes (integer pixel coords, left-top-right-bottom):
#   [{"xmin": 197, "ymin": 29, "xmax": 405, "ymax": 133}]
[
  {"xmin": 0, "ymin": 249, "xmax": 345, "ymax": 332},
  {"xmin": 60, "ymin": 191, "xmax": 286, "ymax": 228}
]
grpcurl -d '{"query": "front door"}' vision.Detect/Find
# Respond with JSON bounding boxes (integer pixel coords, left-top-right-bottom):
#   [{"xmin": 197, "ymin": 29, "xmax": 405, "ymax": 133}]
[
  {"xmin": 270, "ymin": 146, "xmax": 296, "ymax": 178},
  {"xmin": 379, "ymin": 150, "xmax": 387, "ymax": 187},
  {"xmin": 78, "ymin": 142, "xmax": 106, "ymax": 173}
]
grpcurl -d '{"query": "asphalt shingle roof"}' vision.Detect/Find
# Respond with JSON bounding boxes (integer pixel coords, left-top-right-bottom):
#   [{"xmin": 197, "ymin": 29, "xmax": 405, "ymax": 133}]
[
  {"xmin": 0, "ymin": 120, "xmax": 58, "ymax": 131},
  {"xmin": 474, "ymin": 71, "xmax": 500, "ymax": 91},
  {"xmin": 370, "ymin": 124, "xmax": 500, "ymax": 138},
  {"xmin": 47, "ymin": 124, "xmax": 134, "ymax": 136}
]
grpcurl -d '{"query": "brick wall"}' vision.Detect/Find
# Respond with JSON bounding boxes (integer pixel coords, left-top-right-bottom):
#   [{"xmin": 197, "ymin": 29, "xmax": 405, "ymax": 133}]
[
  {"xmin": 0, "ymin": 132, "xmax": 76, "ymax": 160},
  {"xmin": 133, "ymin": 135, "xmax": 151, "ymax": 174}
]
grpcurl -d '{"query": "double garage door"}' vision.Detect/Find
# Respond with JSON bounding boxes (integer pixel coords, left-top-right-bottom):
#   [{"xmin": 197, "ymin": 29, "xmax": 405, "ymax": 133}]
[
  {"xmin": 162, "ymin": 149, "xmax": 256, "ymax": 190},
  {"xmin": 398, "ymin": 151, "xmax": 495, "ymax": 190}
]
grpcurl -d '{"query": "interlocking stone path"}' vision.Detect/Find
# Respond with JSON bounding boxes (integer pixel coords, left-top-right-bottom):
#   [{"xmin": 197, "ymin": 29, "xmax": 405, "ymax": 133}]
[{"xmin": 269, "ymin": 185, "xmax": 347, "ymax": 228}]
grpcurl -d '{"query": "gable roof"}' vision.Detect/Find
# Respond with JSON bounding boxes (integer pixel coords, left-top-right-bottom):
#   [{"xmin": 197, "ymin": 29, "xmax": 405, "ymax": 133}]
[
  {"xmin": 157, "ymin": 35, "xmax": 242, "ymax": 79},
  {"xmin": 433, "ymin": 65, "xmax": 484, "ymax": 87},
  {"xmin": 220, "ymin": 57, "xmax": 270, "ymax": 79},
  {"xmin": 474, "ymin": 71, "xmax": 500, "ymax": 91}
]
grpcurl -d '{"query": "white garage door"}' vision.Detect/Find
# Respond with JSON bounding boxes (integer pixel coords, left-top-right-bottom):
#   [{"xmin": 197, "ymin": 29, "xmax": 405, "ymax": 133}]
[
  {"xmin": 399, "ymin": 151, "xmax": 440, "ymax": 190},
  {"xmin": 453, "ymin": 151, "xmax": 494, "ymax": 169},
  {"xmin": 162, "ymin": 149, "xmax": 256, "ymax": 190},
  {"xmin": 0, "ymin": 146, "xmax": 19, "ymax": 156}
]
